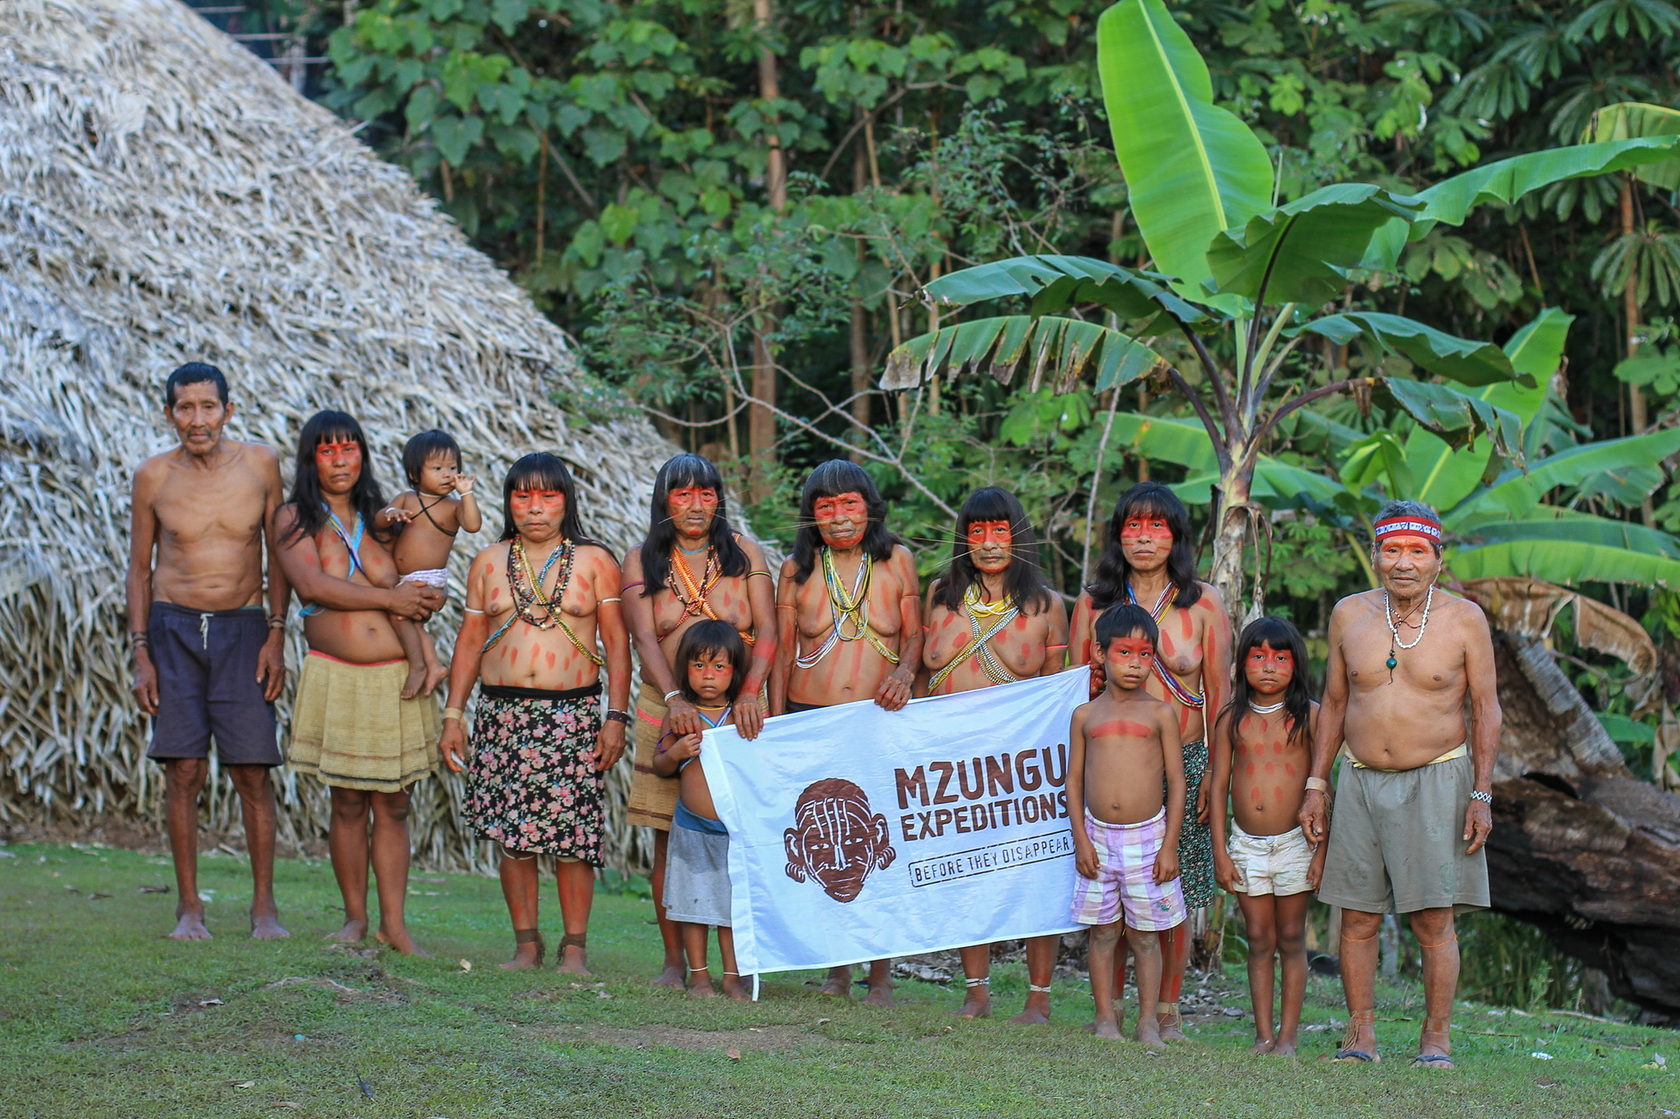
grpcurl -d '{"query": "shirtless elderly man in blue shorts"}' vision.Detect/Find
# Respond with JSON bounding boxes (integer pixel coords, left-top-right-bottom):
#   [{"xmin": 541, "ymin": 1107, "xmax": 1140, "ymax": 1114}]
[{"xmin": 126, "ymin": 362, "xmax": 292, "ymax": 940}]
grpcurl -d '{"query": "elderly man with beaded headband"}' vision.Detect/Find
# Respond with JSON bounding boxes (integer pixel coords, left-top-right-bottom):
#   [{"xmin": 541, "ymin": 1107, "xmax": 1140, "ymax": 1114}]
[
  {"xmin": 921, "ymin": 487, "xmax": 1069, "ymax": 1022},
  {"xmin": 126, "ymin": 362, "xmax": 293, "ymax": 941},
  {"xmin": 773, "ymin": 459, "xmax": 922, "ymax": 1005},
  {"xmin": 1299, "ymin": 499, "xmax": 1499, "ymax": 1069},
  {"xmin": 1069, "ymin": 482, "xmax": 1230, "ymax": 1042},
  {"xmin": 437, "ymin": 453, "xmax": 631, "ymax": 974},
  {"xmin": 621, "ymin": 453, "xmax": 776, "ymax": 988}
]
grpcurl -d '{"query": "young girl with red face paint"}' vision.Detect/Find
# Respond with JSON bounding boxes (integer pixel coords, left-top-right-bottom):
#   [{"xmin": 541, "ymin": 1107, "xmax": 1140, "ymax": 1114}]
[
  {"xmin": 1207, "ymin": 616, "xmax": 1323, "ymax": 1056},
  {"xmin": 651, "ymin": 619, "xmax": 751, "ymax": 1000}
]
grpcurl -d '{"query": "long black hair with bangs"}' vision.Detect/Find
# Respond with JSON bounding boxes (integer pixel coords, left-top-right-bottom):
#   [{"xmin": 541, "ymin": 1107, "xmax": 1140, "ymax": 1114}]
[
  {"xmin": 1086, "ymin": 482, "xmax": 1203, "ymax": 611},
  {"xmin": 638, "ymin": 454, "xmax": 748, "ymax": 597},
  {"xmin": 932, "ymin": 487, "xmax": 1055, "ymax": 615},
  {"xmin": 1222, "ymin": 615, "xmax": 1313, "ymax": 751},
  {"xmin": 282, "ymin": 410, "xmax": 389, "ymax": 545},
  {"xmin": 500, "ymin": 453, "xmax": 606, "ymax": 552}
]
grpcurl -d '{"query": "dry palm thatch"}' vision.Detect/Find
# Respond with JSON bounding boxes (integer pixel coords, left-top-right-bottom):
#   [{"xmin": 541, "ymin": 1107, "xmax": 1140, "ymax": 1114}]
[{"xmin": 0, "ymin": 0, "xmax": 700, "ymax": 873}]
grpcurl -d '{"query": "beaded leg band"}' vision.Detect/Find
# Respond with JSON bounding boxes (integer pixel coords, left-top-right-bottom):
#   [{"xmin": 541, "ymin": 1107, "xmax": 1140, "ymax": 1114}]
[
  {"xmin": 964, "ymin": 977, "xmax": 990, "ymax": 989},
  {"xmin": 1028, "ymin": 983, "xmax": 1053, "ymax": 994},
  {"xmin": 559, "ymin": 932, "xmax": 587, "ymax": 951}
]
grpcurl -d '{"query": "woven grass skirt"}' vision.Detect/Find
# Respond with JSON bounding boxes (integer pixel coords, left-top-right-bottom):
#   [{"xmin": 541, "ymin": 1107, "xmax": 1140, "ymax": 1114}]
[{"xmin": 287, "ymin": 652, "xmax": 439, "ymax": 792}]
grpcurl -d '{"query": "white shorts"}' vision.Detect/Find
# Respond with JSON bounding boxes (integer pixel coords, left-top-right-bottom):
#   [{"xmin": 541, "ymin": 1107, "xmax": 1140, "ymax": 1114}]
[{"xmin": 1226, "ymin": 820, "xmax": 1312, "ymax": 897}]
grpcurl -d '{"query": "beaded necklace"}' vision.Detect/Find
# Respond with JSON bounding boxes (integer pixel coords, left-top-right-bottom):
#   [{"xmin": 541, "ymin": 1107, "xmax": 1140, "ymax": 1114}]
[
  {"xmin": 483, "ymin": 538, "xmax": 605, "ymax": 665},
  {"xmin": 927, "ymin": 584, "xmax": 1020, "ymax": 691},
  {"xmin": 1382, "ymin": 583, "xmax": 1435, "ymax": 680},
  {"xmin": 1248, "ymin": 699, "xmax": 1286, "ymax": 715},
  {"xmin": 793, "ymin": 548, "xmax": 899, "ymax": 668},
  {"xmin": 1124, "ymin": 581, "xmax": 1205, "ymax": 710}
]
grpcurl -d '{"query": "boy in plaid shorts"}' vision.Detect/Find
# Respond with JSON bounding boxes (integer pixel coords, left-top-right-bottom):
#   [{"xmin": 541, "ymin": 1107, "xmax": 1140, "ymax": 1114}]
[{"xmin": 1066, "ymin": 602, "xmax": 1187, "ymax": 1047}]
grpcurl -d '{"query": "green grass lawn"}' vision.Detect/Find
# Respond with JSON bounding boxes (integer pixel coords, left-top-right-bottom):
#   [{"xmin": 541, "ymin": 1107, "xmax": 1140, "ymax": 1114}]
[{"xmin": 3, "ymin": 842, "xmax": 1678, "ymax": 1118}]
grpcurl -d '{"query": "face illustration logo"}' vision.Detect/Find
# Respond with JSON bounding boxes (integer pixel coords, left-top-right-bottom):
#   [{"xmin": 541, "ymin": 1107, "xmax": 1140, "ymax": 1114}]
[{"xmin": 783, "ymin": 778, "xmax": 897, "ymax": 903}]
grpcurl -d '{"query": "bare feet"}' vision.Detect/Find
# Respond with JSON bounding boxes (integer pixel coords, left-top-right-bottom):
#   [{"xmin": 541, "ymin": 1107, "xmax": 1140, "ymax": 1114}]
[
  {"xmin": 955, "ymin": 983, "xmax": 991, "ymax": 1019},
  {"xmin": 401, "ymin": 662, "xmax": 427, "ymax": 700},
  {"xmin": 557, "ymin": 944, "xmax": 591, "ymax": 975},
  {"xmin": 169, "ymin": 909, "xmax": 212, "ymax": 941},
  {"xmin": 1135, "ymin": 1021, "xmax": 1165, "ymax": 1052},
  {"xmin": 375, "ymin": 926, "xmax": 431, "ymax": 957},
  {"xmin": 864, "ymin": 981, "xmax": 894, "ymax": 1007},
  {"xmin": 820, "ymin": 966, "xmax": 853, "ymax": 998},
  {"xmin": 422, "ymin": 660, "xmax": 448, "ymax": 696},
  {"xmin": 325, "ymin": 917, "xmax": 369, "ymax": 943},
  {"xmin": 1009, "ymin": 989, "xmax": 1052, "ymax": 1025},
  {"xmin": 651, "ymin": 962, "xmax": 687, "ymax": 989},
  {"xmin": 1157, "ymin": 1003, "xmax": 1188, "ymax": 1043},
  {"xmin": 686, "ymin": 970, "xmax": 718, "ymax": 999},
  {"xmin": 1268, "ymin": 1040, "xmax": 1298, "ymax": 1056},
  {"xmin": 1249, "ymin": 1038, "xmax": 1276, "ymax": 1054},
  {"xmin": 249, "ymin": 910, "xmax": 289, "ymax": 940},
  {"xmin": 1093, "ymin": 1015, "xmax": 1122, "ymax": 1040},
  {"xmin": 722, "ymin": 975, "xmax": 751, "ymax": 1002}
]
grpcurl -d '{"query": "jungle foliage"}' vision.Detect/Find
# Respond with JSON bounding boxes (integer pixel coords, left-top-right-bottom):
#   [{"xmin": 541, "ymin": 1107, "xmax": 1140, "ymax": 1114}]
[{"xmin": 257, "ymin": 0, "xmax": 1680, "ymax": 723}]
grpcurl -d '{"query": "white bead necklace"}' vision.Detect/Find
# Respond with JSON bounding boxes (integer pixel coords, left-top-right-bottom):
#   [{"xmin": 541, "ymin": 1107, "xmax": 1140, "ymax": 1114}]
[
  {"xmin": 1248, "ymin": 699, "xmax": 1286, "ymax": 715},
  {"xmin": 1384, "ymin": 583, "xmax": 1435, "ymax": 656}
]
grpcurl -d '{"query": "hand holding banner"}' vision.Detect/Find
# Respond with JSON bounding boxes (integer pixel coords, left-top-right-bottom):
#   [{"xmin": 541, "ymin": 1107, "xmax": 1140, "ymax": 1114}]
[{"xmin": 705, "ymin": 667, "xmax": 1090, "ymax": 976}]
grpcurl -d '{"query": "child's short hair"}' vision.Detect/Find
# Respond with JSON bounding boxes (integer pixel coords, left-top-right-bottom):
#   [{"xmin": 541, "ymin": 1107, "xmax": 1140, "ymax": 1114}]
[
  {"xmin": 402, "ymin": 429, "xmax": 462, "ymax": 487},
  {"xmin": 1094, "ymin": 601, "xmax": 1159, "ymax": 651},
  {"xmin": 672, "ymin": 619, "xmax": 748, "ymax": 704}
]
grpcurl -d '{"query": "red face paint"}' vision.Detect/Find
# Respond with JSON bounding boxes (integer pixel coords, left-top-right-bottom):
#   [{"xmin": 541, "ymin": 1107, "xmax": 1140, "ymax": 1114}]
[
  {"xmin": 687, "ymin": 653, "xmax": 736, "ymax": 703},
  {"xmin": 1119, "ymin": 514, "xmax": 1173, "ymax": 547},
  {"xmin": 314, "ymin": 439, "xmax": 363, "ymax": 491},
  {"xmin": 510, "ymin": 489, "xmax": 566, "ymax": 535},
  {"xmin": 1375, "ymin": 535, "xmax": 1441, "ymax": 591},
  {"xmin": 966, "ymin": 519, "xmax": 1013, "ymax": 572},
  {"xmin": 667, "ymin": 485, "xmax": 719, "ymax": 533},
  {"xmin": 1244, "ymin": 640, "xmax": 1294, "ymax": 697},
  {"xmin": 814, "ymin": 491, "xmax": 869, "ymax": 548},
  {"xmin": 1101, "ymin": 634, "xmax": 1155, "ymax": 688}
]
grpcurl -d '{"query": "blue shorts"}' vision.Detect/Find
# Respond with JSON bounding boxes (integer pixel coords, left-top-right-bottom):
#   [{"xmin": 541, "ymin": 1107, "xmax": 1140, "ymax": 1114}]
[{"xmin": 146, "ymin": 602, "xmax": 280, "ymax": 766}]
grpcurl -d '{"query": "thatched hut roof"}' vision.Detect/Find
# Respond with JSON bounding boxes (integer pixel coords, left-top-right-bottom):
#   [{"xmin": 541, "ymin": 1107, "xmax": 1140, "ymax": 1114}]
[{"xmin": 0, "ymin": 0, "xmax": 680, "ymax": 869}]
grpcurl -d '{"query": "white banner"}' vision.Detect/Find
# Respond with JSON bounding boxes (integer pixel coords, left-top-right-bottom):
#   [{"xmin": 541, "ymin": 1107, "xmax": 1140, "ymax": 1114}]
[{"xmin": 704, "ymin": 668, "xmax": 1089, "ymax": 975}]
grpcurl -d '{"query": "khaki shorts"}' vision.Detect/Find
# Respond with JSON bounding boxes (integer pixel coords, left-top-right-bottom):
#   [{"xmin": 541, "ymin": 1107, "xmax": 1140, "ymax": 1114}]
[
  {"xmin": 1227, "ymin": 821, "xmax": 1312, "ymax": 897},
  {"xmin": 1318, "ymin": 754, "xmax": 1489, "ymax": 915}
]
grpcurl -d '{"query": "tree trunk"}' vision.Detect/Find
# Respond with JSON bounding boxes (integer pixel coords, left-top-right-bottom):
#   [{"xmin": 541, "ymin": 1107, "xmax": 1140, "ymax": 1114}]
[
  {"xmin": 1208, "ymin": 453, "xmax": 1256, "ymax": 629},
  {"xmin": 746, "ymin": 0, "xmax": 786, "ymax": 499},
  {"xmin": 1487, "ymin": 629, "xmax": 1680, "ymax": 1017}
]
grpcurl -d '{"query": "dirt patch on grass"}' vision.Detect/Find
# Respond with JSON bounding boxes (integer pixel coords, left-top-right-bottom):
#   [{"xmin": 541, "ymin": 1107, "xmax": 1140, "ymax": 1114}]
[{"xmin": 557, "ymin": 1023, "xmax": 816, "ymax": 1054}]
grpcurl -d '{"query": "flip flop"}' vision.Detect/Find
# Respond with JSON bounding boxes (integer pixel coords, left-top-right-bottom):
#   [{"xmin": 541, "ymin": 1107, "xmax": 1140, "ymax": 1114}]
[
  {"xmin": 1331, "ymin": 1049, "xmax": 1381, "ymax": 1064},
  {"xmin": 1409, "ymin": 1053, "xmax": 1455, "ymax": 1070}
]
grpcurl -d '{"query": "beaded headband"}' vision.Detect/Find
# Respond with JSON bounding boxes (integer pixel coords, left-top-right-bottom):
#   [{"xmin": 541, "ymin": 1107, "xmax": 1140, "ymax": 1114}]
[{"xmin": 1373, "ymin": 515, "xmax": 1442, "ymax": 543}]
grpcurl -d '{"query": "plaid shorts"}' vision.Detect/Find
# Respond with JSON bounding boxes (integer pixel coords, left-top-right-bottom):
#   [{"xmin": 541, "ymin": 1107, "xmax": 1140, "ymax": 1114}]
[{"xmin": 1071, "ymin": 808, "xmax": 1187, "ymax": 931}]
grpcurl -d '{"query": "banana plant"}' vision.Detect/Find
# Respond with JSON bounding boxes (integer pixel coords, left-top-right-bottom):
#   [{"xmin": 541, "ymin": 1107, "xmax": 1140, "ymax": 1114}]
[
  {"xmin": 883, "ymin": 0, "xmax": 1680, "ymax": 610},
  {"xmin": 1340, "ymin": 309, "xmax": 1680, "ymax": 587}
]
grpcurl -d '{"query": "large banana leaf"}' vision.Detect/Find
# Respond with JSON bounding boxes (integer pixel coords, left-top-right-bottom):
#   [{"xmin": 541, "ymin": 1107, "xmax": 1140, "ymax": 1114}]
[
  {"xmin": 1302, "ymin": 312, "xmax": 1521, "ymax": 387},
  {"xmin": 1406, "ymin": 308, "xmax": 1573, "ymax": 513},
  {"xmin": 1208, "ymin": 184, "xmax": 1423, "ymax": 306},
  {"xmin": 1107, "ymin": 412, "xmax": 1219, "ymax": 471},
  {"xmin": 1584, "ymin": 103, "xmax": 1680, "ymax": 191},
  {"xmin": 1097, "ymin": 0, "xmax": 1273, "ymax": 302},
  {"xmin": 922, "ymin": 256, "xmax": 1206, "ymax": 325},
  {"xmin": 1382, "ymin": 379, "xmax": 1524, "ymax": 458},
  {"xmin": 1449, "ymin": 509, "xmax": 1680, "ymax": 587},
  {"xmin": 1452, "ymin": 427, "xmax": 1680, "ymax": 520},
  {"xmin": 1174, "ymin": 459, "xmax": 1346, "ymax": 506},
  {"xmin": 1361, "ymin": 136, "xmax": 1680, "ymax": 272},
  {"xmin": 881, "ymin": 315, "xmax": 1161, "ymax": 393}
]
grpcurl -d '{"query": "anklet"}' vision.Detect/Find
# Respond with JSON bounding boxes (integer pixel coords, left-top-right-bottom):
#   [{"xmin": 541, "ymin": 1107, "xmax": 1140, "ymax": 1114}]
[
  {"xmin": 1029, "ymin": 983, "xmax": 1053, "ymax": 993},
  {"xmin": 688, "ymin": 965, "xmax": 710, "ymax": 973},
  {"xmin": 964, "ymin": 976, "xmax": 990, "ymax": 988}
]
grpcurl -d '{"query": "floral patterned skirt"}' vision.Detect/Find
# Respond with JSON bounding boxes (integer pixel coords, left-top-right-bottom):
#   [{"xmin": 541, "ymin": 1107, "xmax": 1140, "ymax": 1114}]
[
  {"xmin": 466, "ymin": 683, "xmax": 604, "ymax": 865},
  {"xmin": 1176, "ymin": 738, "xmax": 1214, "ymax": 908}
]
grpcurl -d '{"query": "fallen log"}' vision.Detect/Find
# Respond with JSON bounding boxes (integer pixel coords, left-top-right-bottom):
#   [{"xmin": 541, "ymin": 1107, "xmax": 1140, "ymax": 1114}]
[{"xmin": 1488, "ymin": 629, "xmax": 1680, "ymax": 1017}]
